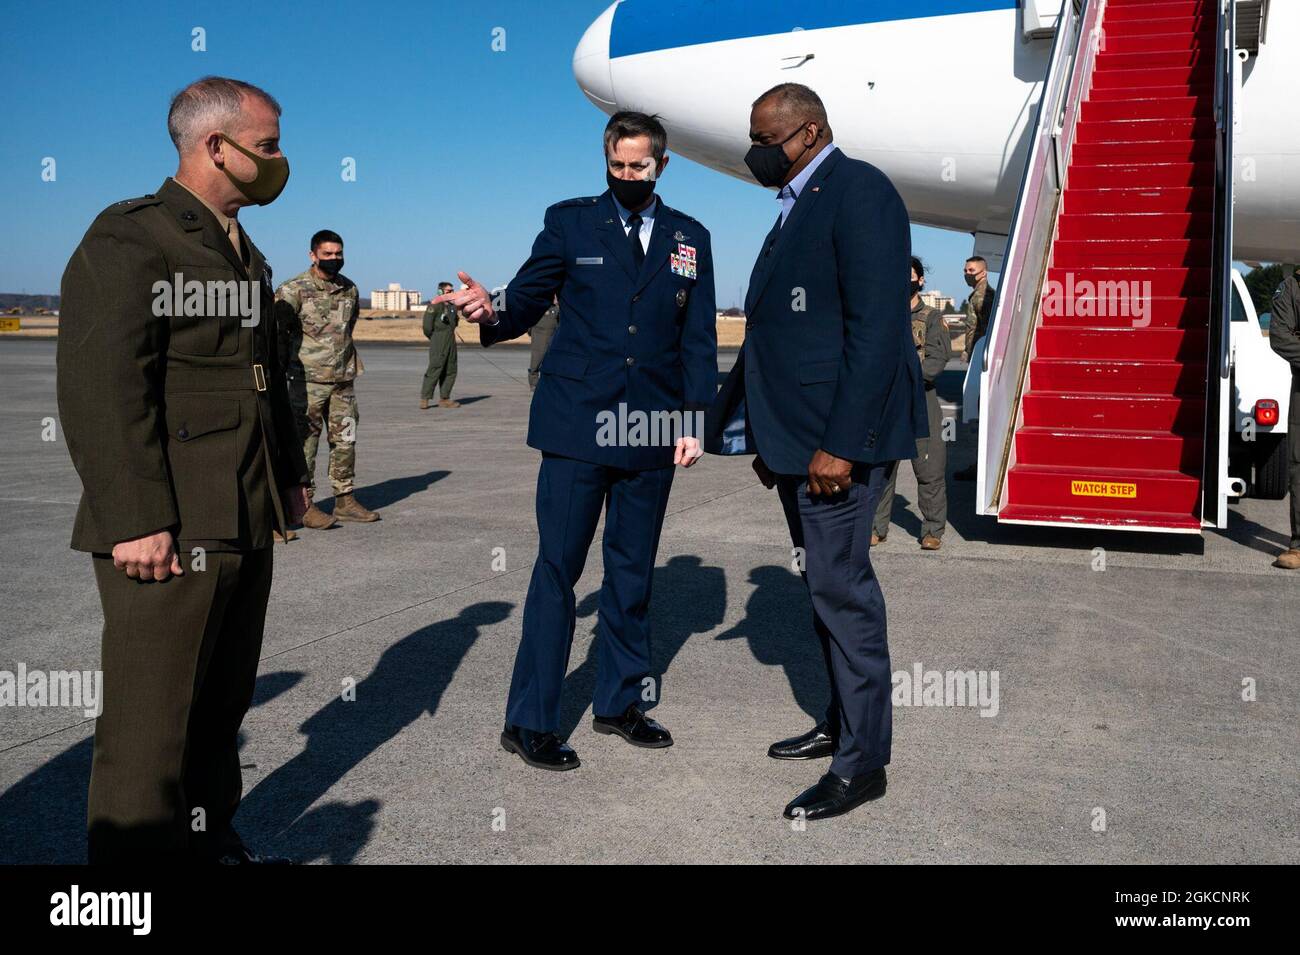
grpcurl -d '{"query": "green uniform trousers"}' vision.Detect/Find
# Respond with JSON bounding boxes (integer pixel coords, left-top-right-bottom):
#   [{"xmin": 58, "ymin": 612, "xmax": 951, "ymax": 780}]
[
  {"xmin": 422, "ymin": 328, "xmax": 458, "ymax": 400},
  {"xmin": 874, "ymin": 387, "xmax": 948, "ymax": 540},
  {"xmin": 86, "ymin": 548, "xmax": 272, "ymax": 863}
]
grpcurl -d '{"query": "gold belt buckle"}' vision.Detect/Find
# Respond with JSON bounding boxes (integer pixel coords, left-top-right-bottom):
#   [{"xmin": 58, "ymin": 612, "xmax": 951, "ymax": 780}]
[{"xmin": 252, "ymin": 363, "xmax": 267, "ymax": 392}]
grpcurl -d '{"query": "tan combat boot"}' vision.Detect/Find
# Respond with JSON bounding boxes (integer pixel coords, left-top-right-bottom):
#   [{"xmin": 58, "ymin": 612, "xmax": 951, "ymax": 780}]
[
  {"xmin": 1273, "ymin": 548, "xmax": 1300, "ymax": 570},
  {"xmin": 438, "ymin": 398, "xmax": 461, "ymax": 408},
  {"xmin": 333, "ymin": 492, "xmax": 379, "ymax": 523},
  {"xmin": 302, "ymin": 501, "xmax": 339, "ymax": 530},
  {"xmin": 273, "ymin": 528, "xmax": 298, "ymax": 543},
  {"xmin": 419, "ymin": 398, "xmax": 430, "ymax": 410},
  {"xmin": 870, "ymin": 532, "xmax": 885, "ymax": 546},
  {"xmin": 920, "ymin": 535, "xmax": 942, "ymax": 551}
]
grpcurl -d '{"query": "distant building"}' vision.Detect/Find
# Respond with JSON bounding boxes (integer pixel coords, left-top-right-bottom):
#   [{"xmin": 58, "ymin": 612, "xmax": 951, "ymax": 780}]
[
  {"xmin": 371, "ymin": 282, "xmax": 422, "ymax": 310},
  {"xmin": 920, "ymin": 290, "xmax": 956, "ymax": 312}
]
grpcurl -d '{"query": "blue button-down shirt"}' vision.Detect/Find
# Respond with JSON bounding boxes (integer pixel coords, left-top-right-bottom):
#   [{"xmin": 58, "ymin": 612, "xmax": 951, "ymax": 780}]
[
  {"xmin": 777, "ymin": 141, "xmax": 835, "ymax": 227},
  {"xmin": 612, "ymin": 193, "xmax": 657, "ymax": 253}
]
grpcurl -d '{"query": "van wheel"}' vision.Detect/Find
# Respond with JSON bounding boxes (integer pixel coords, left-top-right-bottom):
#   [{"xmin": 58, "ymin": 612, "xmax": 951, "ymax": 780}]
[{"xmin": 1254, "ymin": 432, "xmax": 1289, "ymax": 500}]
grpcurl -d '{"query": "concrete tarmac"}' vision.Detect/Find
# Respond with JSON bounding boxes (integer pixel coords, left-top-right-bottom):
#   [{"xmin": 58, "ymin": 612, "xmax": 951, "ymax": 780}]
[{"xmin": 1, "ymin": 340, "xmax": 1296, "ymax": 864}]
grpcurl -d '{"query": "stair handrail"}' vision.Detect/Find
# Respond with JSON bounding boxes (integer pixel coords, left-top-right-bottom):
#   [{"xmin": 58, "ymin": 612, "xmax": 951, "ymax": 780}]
[
  {"xmin": 975, "ymin": 0, "xmax": 1105, "ymax": 515},
  {"xmin": 1202, "ymin": 0, "xmax": 1237, "ymax": 527}
]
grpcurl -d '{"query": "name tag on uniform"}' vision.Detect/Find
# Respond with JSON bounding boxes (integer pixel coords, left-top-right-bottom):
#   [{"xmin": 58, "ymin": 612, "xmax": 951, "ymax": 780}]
[
  {"xmin": 576, "ymin": 256, "xmax": 603, "ymax": 266},
  {"xmin": 671, "ymin": 243, "xmax": 697, "ymax": 279}
]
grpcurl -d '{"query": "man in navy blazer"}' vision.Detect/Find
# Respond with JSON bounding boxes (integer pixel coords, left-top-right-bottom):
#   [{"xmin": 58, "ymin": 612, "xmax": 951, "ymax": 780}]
[
  {"xmin": 706, "ymin": 84, "xmax": 926, "ymax": 820},
  {"xmin": 437, "ymin": 112, "xmax": 717, "ymax": 772}
]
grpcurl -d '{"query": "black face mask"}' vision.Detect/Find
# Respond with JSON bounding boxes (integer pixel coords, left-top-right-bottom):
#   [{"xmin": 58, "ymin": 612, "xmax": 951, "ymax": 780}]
[
  {"xmin": 316, "ymin": 258, "xmax": 344, "ymax": 276},
  {"xmin": 910, "ymin": 281, "xmax": 922, "ymax": 296},
  {"xmin": 606, "ymin": 168, "xmax": 657, "ymax": 209},
  {"xmin": 744, "ymin": 125, "xmax": 810, "ymax": 188}
]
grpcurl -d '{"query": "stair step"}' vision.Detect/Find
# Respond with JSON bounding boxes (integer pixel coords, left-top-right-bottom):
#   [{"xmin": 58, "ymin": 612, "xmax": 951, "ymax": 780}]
[
  {"xmin": 1046, "ymin": 267, "xmax": 1211, "ymax": 296},
  {"xmin": 1092, "ymin": 66, "xmax": 1208, "ymax": 88},
  {"xmin": 1102, "ymin": 15, "xmax": 1216, "ymax": 37},
  {"xmin": 1072, "ymin": 139, "xmax": 1214, "ymax": 163},
  {"xmin": 1039, "ymin": 295, "xmax": 1210, "ymax": 328},
  {"xmin": 1006, "ymin": 464, "xmax": 1201, "ymax": 516},
  {"xmin": 997, "ymin": 502, "xmax": 1202, "ymax": 532},
  {"xmin": 1106, "ymin": 0, "xmax": 1208, "ymax": 18},
  {"xmin": 1087, "ymin": 82, "xmax": 1213, "ymax": 102},
  {"xmin": 1105, "ymin": 32, "xmax": 1215, "ymax": 54},
  {"xmin": 1063, "ymin": 186, "xmax": 1212, "ymax": 214},
  {"xmin": 1075, "ymin": 117, "xmax": 1215, "ymax": 143},
  {"xmin": 1035, "ymin": 326, "xmax": 1208, "ymax": 360},
  {"xmin": 1030, "ymin": 358, "xmax": 1206, "ymax": 394},
  {"xmin": 1057, "ymin": 211, "xmax": 1213, "ymax": 241},
  {"xmin": 1081, "ymin": 96, "xmax": 1213, "ymax": 122},
  {"xmin": 1068, "ymin": 161, "xmax": 1214, "ymax": 188},
  {"xmin": 1052, "ymin": 238, "xmax": 1211, "ymax": 268},
  {"xmin": 1094, "ymin": 49, "xmax": 1213, "ymax": 70},
  {"xmin": 1021, "ymin": 392, "xmax": 1206, "ymax": 431},
  {"xmin": 1016, "ymin": 426, "xmax": 1203, "ymax": 470}
]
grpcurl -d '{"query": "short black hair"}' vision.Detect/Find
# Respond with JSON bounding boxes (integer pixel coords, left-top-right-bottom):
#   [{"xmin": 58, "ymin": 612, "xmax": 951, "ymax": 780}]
[
  {"xmin": 911, "ymin": 256, "xmax": 925, "ymax": 279},
  {"xmin": 603, "ymin": 111, "xmax": 667, "ymax": 161},
  {"xmin": 753, "ymin": 83, "xmax": 830, "ymax": 133},
  {"xmin": 311, "ymin": 229, "xmax": 343, "ymax": 251},
  {"xmin": 966, "ymin": 256, "xmax": 987, "ymax": 266},
  {"xmin": 438, "ymin": 281, "xmax": 454, "ymax": 290}
]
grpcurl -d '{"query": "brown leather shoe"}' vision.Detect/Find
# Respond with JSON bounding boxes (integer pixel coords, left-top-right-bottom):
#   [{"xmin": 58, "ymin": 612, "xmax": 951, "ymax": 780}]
[
  {"xmin": 920, "ymin": 534, "xmax": 942, "ymax": 551},
  {"xmin": 419, "ymin": 398, "xmax": 430, "ymax": 410},
  {"xmin": 438, "ymin": 398, "xmax": 461, "ymax": 408},
  {"xmin": 302, "ymin": 502, "xmax": 339, "ymax": 530},
  {"xmin": 333, "ymin": 492, "xmax": 379, "ymax": 522},
  {"xmin": 1273, "ymin": 548, "xmax": 1300, "ymax": 570},
  {"xmin": 273, "ymin": 528, "xmax": 298, "ymax": 543},
  {"xmin": 870, "ymin": 532, "xmax": 885, "ymax": 546}
]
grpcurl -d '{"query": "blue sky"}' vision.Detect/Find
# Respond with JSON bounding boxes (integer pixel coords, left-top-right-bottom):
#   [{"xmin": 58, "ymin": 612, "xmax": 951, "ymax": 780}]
[{"xmin": 1, "ymin": 0, "xmax": 979, "ymax": 309}]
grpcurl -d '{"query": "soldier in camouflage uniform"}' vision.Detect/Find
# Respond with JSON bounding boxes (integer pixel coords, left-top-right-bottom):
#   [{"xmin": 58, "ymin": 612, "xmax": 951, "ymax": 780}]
[
  {"xmin": 420, "ymin": 280, "xmax": 460, "ymax": 409},
  {"xmin": 955, "ymin": 255, "xmax": 996, "ymax": 481},
  {"xmin": 873, "ymin": 257, "xmax": 951, "ymax": 549},
  {"xmin": 274, "ymin": 229, "xmax": 379, "ymax": 526}
]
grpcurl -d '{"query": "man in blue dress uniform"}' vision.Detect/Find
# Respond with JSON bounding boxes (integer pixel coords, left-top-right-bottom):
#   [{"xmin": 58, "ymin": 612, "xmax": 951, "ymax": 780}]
[{"xmin": 436, "ymin": 112, "xmax": 717, "ymax": 771}]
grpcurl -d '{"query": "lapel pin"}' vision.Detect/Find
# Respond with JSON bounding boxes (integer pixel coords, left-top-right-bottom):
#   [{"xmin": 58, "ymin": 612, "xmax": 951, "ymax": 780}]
[{"xmin": 673, "ymin": 230, "xmax": 685, "ymax": 241}]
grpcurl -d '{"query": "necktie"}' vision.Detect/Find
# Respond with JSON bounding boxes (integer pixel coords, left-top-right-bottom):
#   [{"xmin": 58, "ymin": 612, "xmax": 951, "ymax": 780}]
[
  {"xmin": 626, "ymin": 213, "xmax": 645, "ymax": 267},
  {"xmin": 227, "ymin": 219, "xmax": 247, "ymax": 265}
]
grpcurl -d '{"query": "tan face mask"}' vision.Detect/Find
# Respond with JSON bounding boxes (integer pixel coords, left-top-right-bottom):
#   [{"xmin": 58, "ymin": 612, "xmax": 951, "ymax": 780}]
[{"xmin": 219, "ymin": 133, "xmax": 290, "ymax": 205}]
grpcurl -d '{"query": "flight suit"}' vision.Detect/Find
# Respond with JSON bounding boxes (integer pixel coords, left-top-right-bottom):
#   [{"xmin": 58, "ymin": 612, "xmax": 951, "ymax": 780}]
[
  {"xmin": 874, "ymin": 300, "xmax": 951, "ymax": 540},
  {"xmin": 274, "ymin": 269, "xmax": 362, "ymax": 497},
  {"xmin": 527, "ymin": 303, "xmax": 560, "ymax": 391},
  {"xmin": 421, "ymin": 300, "xmax": 459, "ymax": 401},
  {"xmin": 1267, "ymin": 268, "xmax": 1300, "ymax": 552},
  {"xmin": 963, "ymin": 277, "xmax": 995, "ymax": 362},
  {"xmin": 56, "ymin": 177, "xmax": 309, "ymax": 862}
]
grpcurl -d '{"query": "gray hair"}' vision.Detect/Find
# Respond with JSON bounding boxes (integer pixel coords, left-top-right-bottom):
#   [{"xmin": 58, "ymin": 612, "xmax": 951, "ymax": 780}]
[
  {"xmin": 753, "ymin": 83, "xmax": 829, "ymax": 131},
  {"xmin": 167, "ymin": 76, "xmax": 281, "ymax": 153}
]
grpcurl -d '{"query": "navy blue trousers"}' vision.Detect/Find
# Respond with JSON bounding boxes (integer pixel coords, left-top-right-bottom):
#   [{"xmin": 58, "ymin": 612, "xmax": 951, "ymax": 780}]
[
  {"xmin": 505, "ymin": 453, "xmax": 675, "ymax": 732},
  {"xmin": 776, "ymin": 463, "xmax": 893, "ymax": 777}
]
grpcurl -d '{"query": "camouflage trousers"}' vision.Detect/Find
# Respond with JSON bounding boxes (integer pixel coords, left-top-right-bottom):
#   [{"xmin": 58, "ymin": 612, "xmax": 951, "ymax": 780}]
[{"xmin": 290, "ymin": 378, "xmax": 358, "ymax": 497}]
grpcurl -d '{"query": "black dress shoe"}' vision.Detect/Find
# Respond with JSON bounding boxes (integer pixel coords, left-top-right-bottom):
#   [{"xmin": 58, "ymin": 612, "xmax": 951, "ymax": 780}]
[
  {"xmin": 215, "ymin": 845, "xmax": 293, "ymax": 865},
  {"xmin": 500, "ymin": 724, "xmax": 580, "ymax": 771},
  {"xmin": 592, "ymin": 704, "xmax": 673, "ymax": 748},
  {"xmin": 783, "ymin": 768, "xmax": 887, "ymax": 820},
  {"xmin": 768, "ymin": 721, "xmax": 836, "ymax": 760}
]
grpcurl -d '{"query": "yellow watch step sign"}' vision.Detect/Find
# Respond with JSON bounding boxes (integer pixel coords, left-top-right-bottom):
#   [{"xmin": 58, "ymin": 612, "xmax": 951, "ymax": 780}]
[
  {"xmin": 1070, "ymin": 479, "xmax": 1137, "ymax": 499},
  {"xmin": 0, "ymin": 318, "xmax": 20, "ymax": 332}
]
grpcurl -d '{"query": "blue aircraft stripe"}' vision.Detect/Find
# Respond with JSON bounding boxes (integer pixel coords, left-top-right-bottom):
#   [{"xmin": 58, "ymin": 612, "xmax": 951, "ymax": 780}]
[{"xmin": 609, "ymin": 0, "xmax": 1019, "ymax": 59}]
